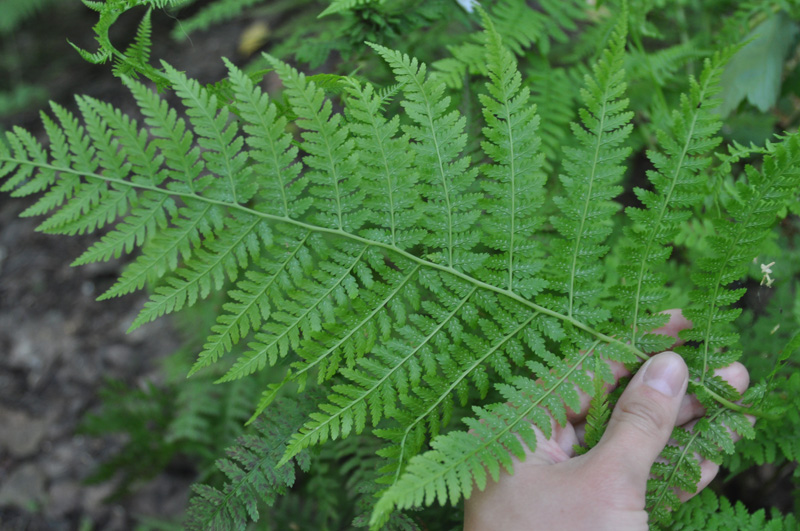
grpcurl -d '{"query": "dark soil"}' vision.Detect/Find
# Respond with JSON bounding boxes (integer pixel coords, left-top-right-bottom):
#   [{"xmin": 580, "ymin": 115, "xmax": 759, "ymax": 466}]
[{"xmin": 0, "ymin": 3, "xmax": 252, "ymax": 529}]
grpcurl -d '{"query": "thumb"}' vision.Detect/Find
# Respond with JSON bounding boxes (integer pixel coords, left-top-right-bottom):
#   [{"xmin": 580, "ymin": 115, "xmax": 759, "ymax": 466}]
[{"xmin": 593, "ymin": 351, "xmax": 689, "ymax": 488}]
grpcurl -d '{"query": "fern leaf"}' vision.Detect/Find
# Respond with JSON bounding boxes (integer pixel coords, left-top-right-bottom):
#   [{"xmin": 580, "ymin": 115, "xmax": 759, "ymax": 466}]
[
  {"xmin": 265, "ymin": 54, "xmax": 364, "ymax": 232},
  {"xmin": 319, "ymin": 0, "xmax": 383, "ymax": 18},
  {"xmin": 647, "ymin": 133, "xmax": 800, "ymax": 524},
  {"xmin": 199, "ymin": 231, "xmax": 311, "ymax": 375},
  {"xmin": 370, "ymin": 340, "xmax": 628, "ymax": 529},
  {"xmin": 344, "ymin": 79, "xmax": 424, "ymax": 249},
  {"xmin": 549, "ymin": 16, "xmax": 633, "ymax": 323},
  {"xmin": 671, "ymin": 489, "xmax": 798, "ymax": 530},
  {"xmin": 681, "ymin": 133, "xmax": 800, "ymax": 378},
  {"xmin": 162, "ymin": 62, "xmax": 254, "ymax": 204},
  {"xmin": 279, "ymin": 281, "xmax": 478, "ymax": 465},
  {"xmin": 369, "ymin": 43, "xmax": 481, "ymax": 271},
  {"xmin": 122, "ymin": 76, "xmax": 204, "ymax": 191},
  {"xmin": 131, "ymin": 212, "xmax": 271, "ymax": 330},
  {"xmin": 204, "ymin": 239, "xmax": 369, "ymax": 377},
  {"xmin": 100, "ymin": 201, "xmax": 222, "ymax": 299},
  {"xmin": 223, "ymin": 59, "xmax": 309, "ymax": 218},
  {"xmin": 647, "ymin": 407, "xmax": 756, "ymax": 525},
  {"xmin": 477, "ymin": 11, "xmax": 547, "ymax": 296},
  {"xmin": 377, "ymin": 299, "xmax": 541, "ymax": 486},
  {"xmin": 185, "ymin": 395, "xmax": 317, "ymax": 531},
  {"xmin": 613, "ymin": 50, "xmax": 729, "ymax": 350}
]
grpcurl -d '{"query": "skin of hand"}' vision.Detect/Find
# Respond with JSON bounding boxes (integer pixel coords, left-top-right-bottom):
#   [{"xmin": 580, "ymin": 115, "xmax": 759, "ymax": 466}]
[{"xmin": 463, "ymin": 310, "xmax": 752, "ymax": 531}]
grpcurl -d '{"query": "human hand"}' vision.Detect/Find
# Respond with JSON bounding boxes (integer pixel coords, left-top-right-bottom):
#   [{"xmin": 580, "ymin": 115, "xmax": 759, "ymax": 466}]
[{"xmin": 463, "ymin": 310, "xmax": 751, "ymax": 531}]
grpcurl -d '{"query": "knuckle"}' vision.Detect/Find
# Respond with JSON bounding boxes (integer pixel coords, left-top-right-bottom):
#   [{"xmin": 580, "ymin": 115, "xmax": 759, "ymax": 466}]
[{"xmin": 616, "ymin": 394, "xmax": 670, "ymax": 436}]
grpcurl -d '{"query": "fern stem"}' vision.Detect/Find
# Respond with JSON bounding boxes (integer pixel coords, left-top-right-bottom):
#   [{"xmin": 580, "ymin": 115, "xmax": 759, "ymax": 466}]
[
  {"xmin": 504, "ymin": 97, "xmax": 517, "ymax": 291},
  {"xmin": 5, "ymin": 157, "xmax": 647, "ymax": 362},
  {"xmin": 391, "ymin": 311, "xmax": 540, "ymax": 484}
]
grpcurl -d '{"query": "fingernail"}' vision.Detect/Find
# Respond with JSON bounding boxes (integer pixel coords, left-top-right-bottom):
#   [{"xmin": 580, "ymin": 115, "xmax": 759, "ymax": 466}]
[{"xmin": 640, "ymin": 353, "xmax": 686, "ymax": 397}]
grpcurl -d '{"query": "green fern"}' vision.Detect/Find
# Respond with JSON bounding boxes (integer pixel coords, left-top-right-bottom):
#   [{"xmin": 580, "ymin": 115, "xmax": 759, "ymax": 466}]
[
  {"xmin": 0, "ymin": 0, "xmax": 60, "ymax": 35},
  {"xmin": 320, "ymin": 0, "xmax": 385, "ymax": 18},
  {"xmin": 671, "ymin": 489, "xmax": 798, "ymax": 530},
  {"xmin": 3, "ymin": 3, "xmax": 800, "ymax": 530},
  {"xmin": 185, "ymin": 394, "xmax": 318, "ymax": 530}
]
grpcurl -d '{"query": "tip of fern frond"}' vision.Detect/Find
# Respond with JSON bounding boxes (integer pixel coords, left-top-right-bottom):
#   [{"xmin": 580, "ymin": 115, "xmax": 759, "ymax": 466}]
[
  {"xmin": 186, "ymin": 360, "xmax": 208, "ymax": 378},
  {"xmin": 275, "ymin": 453, "xmax": 292, "ymax": 469}
]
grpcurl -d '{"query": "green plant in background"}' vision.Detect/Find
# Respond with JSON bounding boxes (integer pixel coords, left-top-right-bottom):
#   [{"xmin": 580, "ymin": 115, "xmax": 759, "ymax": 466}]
[
  {"xmin": 0, "ymin": 0, "xmax": 61, "ymax": 124},
  {"xmin": 2, "ymin": 0, "xmax": 800, "ymax": 529}
]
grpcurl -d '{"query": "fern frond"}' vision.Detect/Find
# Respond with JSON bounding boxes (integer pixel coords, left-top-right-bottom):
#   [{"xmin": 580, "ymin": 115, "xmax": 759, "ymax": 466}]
[
  {"xmin": 224, "ymin": 59, "xmax": 308, "ymax": 218},
  {"xmin": 319, "ymin": 0, "xmax": 384, "ymax": 18},
  {"xmin": 344, "ymin": 79, "xmax": 424, "ymax": 250},
  {"xmin": 647, "ymin": 407, "xmax": 756, "ymax": 525},
  {"xmin": 130, "ymin": 211, "xmax": 271, "ymax": 329},
  {"xmin": 199, "ymin": 231, "xmax": 311, "ymax": 375},
  {"xmin": 112, "ymin": 8, "xmax": 154, "ymax": 79},
  {"xmin": 266, "ymin": 54, "xmax": 363, "ymax": 232},
  {"xmin": 368, "ymin": 43, "xmax": 480, "ymax": 271},
  {"xmin": 162, "ymin": 62, "xmax": 254, "ymax": 204},
  {"xmin": 670, "ymin": 489, "xmax": 798, "ymax": 530},
  {"xmin": 613, "ymin": 50, "xmax": 729, "ymax": 351},
  {"xmin": 681, "ymin": 133, "xmax": 800, "ymax": 379},
  {"xmin": 477, "ymin": 11, "xmax": 547, "ymax": 296},
  {"xmin": 185, "ymin": 395, "xmax": 316, "ymax": 531},
  {"xmin": 647, "ymin": 133, "xmax": 800, "ymax": 525},
  {"xmin": 549, "ymin": 16, "xmax": 633, "ymax": 323},
  {"xmin": 370, "ymin": 340, "xmax": 630, "ymax": 529},
  {"xmin": 280, "ymin": 280, "xmax": 478, "ymax": 464},
  {"xmin": 207, "ymin": 238, "xmax": 371, "ymax": 378}
]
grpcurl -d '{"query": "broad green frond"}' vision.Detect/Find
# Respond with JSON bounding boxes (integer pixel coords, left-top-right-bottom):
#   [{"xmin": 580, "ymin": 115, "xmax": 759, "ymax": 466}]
[
  {"xmin": 4, "ymin": 13, "xmax": 798, "ymax": 527},
  {"xmin": 549, "ymin": 16, "xmax": 633, "ymax": 323}
]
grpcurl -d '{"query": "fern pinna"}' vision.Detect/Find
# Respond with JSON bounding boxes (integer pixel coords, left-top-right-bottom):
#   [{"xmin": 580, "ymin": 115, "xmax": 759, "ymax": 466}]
[{"xmin": 2, "ymin": 8, "xmax": 798, "ymax": 529}]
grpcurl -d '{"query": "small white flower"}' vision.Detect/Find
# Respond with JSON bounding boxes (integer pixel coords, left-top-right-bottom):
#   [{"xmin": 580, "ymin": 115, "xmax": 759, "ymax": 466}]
[
  {"xmin": 760, "ymin": 261, "xmax": 776, "ymax": 287},
  {"xmin": 456, "ymin": 0, "xmax": 480, "ymax": 13}
]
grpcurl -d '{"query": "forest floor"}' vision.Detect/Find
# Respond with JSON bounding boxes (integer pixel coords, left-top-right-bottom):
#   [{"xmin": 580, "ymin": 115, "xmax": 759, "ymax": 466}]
[{"xmin": 0, "ymin": 2, "xmax": 250, "ymax": 529}]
